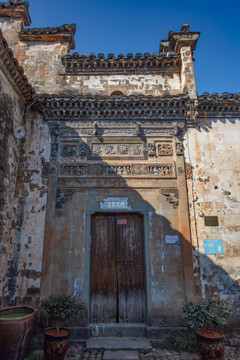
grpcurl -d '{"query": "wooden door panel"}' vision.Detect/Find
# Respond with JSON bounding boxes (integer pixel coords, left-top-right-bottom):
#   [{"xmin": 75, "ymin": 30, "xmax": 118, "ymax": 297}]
[
  {"xmin": 90, "ymin": 213, "xmax": 146, "ymax": 323},
  {"xmin": 90, "ymin": 214, "xmax": 117, "ymax": 323},
  {"xmin": 116, "ymin": 214, "xmax": 146, "ymax": 323}
]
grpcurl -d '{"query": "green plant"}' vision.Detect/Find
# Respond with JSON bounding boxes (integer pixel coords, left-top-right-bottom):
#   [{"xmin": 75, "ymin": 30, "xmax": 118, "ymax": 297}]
[
  {"xmin": 182, "ymin": 296, "xmax": 236, "ymax": 331},
  {"xmin": 39, "ymin": 295, "xmax": 84, "ymax": 335},
  {"xmin": 164, "ymin": 334, "xmax": 197, "ymax": 353}
]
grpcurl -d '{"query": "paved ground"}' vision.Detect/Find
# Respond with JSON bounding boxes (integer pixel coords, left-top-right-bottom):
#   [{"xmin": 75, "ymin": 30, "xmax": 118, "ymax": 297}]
[
  {"xmin": 64, "ymin": 343, "xmax": 240, "ymax": 360},
  {"xmin": 27, "ymin": 340, "xmax": 240, "ymax": 359}
]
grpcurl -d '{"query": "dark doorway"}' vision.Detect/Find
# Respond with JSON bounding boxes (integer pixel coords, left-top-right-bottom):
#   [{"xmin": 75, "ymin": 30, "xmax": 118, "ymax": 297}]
[{"xmin": 90, "ymin": 213, "xmax": 146, "ymax": 323}]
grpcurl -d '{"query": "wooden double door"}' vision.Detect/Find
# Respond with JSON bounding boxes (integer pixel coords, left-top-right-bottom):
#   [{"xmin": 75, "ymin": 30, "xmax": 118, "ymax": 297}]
[{"xmin": 90, "ymin": 213, "xmax": 146, "ymax": 323}]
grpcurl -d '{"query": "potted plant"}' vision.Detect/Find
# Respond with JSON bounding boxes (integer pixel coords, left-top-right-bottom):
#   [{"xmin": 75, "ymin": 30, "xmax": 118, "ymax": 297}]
[
  {"xmin": 39, "ymin": 295, "xmax": 84, "ymax": 360},
  {"xmin": 0, "ymin": 305, "xmax": 37, "ymax": 360},
  {"xmin": 182, "ymin": 296, "xmax": 237, "ymax": 359}
]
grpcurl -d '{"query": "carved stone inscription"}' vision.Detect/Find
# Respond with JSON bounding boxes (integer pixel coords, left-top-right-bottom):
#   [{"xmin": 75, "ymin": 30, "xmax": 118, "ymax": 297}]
[{"xmin": 92, "ymin": 143, "xmax": 142, "ymax": 157}]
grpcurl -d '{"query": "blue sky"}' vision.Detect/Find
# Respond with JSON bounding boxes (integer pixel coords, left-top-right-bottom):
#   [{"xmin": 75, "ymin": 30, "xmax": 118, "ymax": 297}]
[{"xmin": 27, "ymin": 0, "xmax": 240, "ymax": 95}]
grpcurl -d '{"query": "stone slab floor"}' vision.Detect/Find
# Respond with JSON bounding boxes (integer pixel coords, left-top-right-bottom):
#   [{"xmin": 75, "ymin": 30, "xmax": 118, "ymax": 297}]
[{"xmin": 28, "ymin": 343, "xmax": 240, "ymax": 360}]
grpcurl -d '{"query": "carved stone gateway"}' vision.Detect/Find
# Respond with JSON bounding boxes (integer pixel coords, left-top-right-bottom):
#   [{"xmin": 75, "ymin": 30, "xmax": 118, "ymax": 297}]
[{"xmin": 36, "ymin": 92, "xmax": 194, "ymax": 329}]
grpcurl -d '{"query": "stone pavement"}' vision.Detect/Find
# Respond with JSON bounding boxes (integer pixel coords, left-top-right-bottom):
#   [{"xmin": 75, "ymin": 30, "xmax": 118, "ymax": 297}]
[
  {"xmin": 64, "ymin": 342, "xmax": 240, "ymax": 360},
  {"xmin": 27, "ymin": 340, "xmax": 240, "ymax": 359}
]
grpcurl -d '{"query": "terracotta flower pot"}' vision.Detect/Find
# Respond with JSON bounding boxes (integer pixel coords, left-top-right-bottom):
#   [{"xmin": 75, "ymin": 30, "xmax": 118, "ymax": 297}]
[
  {"xmin": 44, "ymin": 327, "xmax": 70, "ymax": 360},
  {"xmin": 0, "ymin": 305, "xmax": 37, "ymax": 360},
  {"xmin": 196, "ymin": 328, "xmax": 224, "ymax": 360}
]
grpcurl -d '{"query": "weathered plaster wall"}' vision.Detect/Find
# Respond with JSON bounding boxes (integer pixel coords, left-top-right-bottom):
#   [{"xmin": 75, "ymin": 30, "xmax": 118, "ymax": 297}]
[
  {"xmin": 17, "ymin": 40, "xmax": 182, "ymax": 96},
  {"xmin": 0, "ymin": 18, "xmax": 22, "ymax": 51},
  {"xmin": 184, "ymin": 118, "xmax": 240, "ymax": 305},
  {"xmin": 63, "ymin": 73, "xmax": 182, "ymax": 97},
  {"xmin": 8, "ymin": 111, "xmax": 50, "ymax": 306},
  {"xmin": 0, "ymin": 66, "xmax": 24, "ymax": 305}
]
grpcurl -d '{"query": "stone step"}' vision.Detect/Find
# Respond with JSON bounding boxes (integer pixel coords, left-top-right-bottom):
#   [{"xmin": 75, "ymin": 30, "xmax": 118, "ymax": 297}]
[
  {"xmin": 103, "ymin": 350, "xmax": 139, "ymax": 360},
  {"xmin": 89, "ymin": 324, "xmax": 147, "ymax": 337},
  {"xmin": 86, "ymin": 337, "xmax": 152, "ymax": 352}
]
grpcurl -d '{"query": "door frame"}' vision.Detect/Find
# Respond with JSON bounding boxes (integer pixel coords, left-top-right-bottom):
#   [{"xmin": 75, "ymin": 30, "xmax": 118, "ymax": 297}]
[{"xmin": 85, "ymin": 200, "xmax": 151, "ymax": 325}]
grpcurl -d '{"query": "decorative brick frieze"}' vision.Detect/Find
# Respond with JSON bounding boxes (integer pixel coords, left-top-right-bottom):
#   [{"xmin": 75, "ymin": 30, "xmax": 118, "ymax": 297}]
[
  {"xmin": 59, "ymin": 163, "xmax": 175, "ymax": 178},
  {"xmin": 198, "ymin": 92, "xmax": 240, "ymax": 118},
  {"xmin": 61, "ymin": 52, "xmax": 181, "ymax": 75},
  {"xmin": 0, "ymin": 29, "xmax": 34, "ymax": 104}
]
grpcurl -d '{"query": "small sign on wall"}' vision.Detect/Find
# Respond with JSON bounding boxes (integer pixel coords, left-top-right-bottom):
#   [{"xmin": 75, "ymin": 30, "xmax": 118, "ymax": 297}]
[
  {"xmin": 203, "ymin": 239, "xmax": 223, "ymax": 254},
  {"xmin": 117, "ymin": 219, "xmax": 127, "ymax": 225},
  {"xmin": 165, "ymin": 235, "xmax": 180, "ymax": 245}
]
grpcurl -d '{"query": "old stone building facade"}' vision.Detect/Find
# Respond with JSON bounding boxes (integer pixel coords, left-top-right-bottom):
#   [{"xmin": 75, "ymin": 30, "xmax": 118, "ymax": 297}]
[{"xmin": 0, "ymin": 1, "xmax": 239, "ymax": 336}]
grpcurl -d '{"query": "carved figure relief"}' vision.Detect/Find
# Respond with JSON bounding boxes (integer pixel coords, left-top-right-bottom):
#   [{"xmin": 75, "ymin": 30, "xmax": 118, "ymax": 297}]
[
  {"xmin": 131, "ymin": 145, "xmax": 141, "ymax": 156},
  {"xmin": 51, "ymin": 143, "xmax": 58, "ymax": 157},
  {"xmin": 105, "ymin": 166, "xmax": 116, "ymax": 175},
  {"xmin": 157, "ymin": 143, "xmax": 173, "ymax": 156},
  {"xmin": 62, "ymin": 144, "xmax": 77, "ymax": 156},
  {"xmin": 149, "ymin": 165, "xmax": 172, "ymax": 176},
  {"xmin": 80, "ymin": 143, "xmax": 88, "ymax": 156},
  {"xmin": 62, "ymin": 165, "xmax": 86, "ymax": 176},
  {"xmin": 116, "ymin": 166, "xmax": 131, "ymax": 175},
  {"xmin": 161, "ymin": 189, "xmax": 179, "ymax": 208},
  {"xmin": 176, "ymin": 143, "xmax": 184, "ymax": 155},
  {"xmin": 56, "ymin": 189, "xmax": 75, "ymax": 209},
  {"xmin": 148, "ymin": 144, "xmax": 156, "ymax": 156}
]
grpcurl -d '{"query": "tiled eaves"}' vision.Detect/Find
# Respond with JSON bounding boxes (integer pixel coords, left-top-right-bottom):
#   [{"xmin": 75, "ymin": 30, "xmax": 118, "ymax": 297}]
[
  {"xmin": 33, "ymin": 93, "xmax": 190, "ymax": 122},
  {"xmin": 0, "ymin": 0, "xmax": 30, "ymax": 26},
  {"xmin": 61, "ymin": 52, "xmax": 181, "ymax": 75},
  {"xmin": 0, "ymin": 29, "xmax": 34, "ymax": 104},
  {"xmin": 19, "ymin": 24, "xmax": 76, "ymax": 49},
  {"xmin": 198, "ymin": 92, "xmax": 240, "ymax": 118}
]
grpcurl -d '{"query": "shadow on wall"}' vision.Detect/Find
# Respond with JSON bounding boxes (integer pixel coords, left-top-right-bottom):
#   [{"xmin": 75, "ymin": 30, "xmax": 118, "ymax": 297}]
[{"xmin": 3, "ymin": 119, "xmax": 240, "ymax": 327}]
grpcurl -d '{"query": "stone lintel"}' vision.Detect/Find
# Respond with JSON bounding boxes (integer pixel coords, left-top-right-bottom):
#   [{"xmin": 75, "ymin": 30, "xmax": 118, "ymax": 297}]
[
  {"xmin": 19, "ymin": 24, "xmax": 76, "ymax": 49},
  {"xmin": 0, "ymin": 1, "xmax": 31, "ymax": 26}
]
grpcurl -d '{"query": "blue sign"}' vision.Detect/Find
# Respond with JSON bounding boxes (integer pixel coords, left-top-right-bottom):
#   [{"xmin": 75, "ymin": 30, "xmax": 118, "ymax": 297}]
[{"xmin": 203, "ymin": 239, "xmax": 223, "ymax": 255}]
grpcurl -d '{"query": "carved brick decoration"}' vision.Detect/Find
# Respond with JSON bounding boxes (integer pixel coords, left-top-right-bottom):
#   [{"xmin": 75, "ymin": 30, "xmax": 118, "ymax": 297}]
[
  {"xmin": 91, "ymin": 143, "xmax": 142, "ymax": 157},
  {"xmin": 157, "ymin": 144, "xmax": 173, "ymax": 156},
  {"xmin": 149, "ymin": 165, "xmax": 172, "ymax": 176},
  {"xmin": 51, "ymin": 144, "xmax": 58, "ymax": 157},
  {"xmin": 80, "ymin": 143, "xmax": 88, "ymax": 156},
  {"xmin": 161, "ymin": 189, "xmax": 179, "ymax": 208},
  {"xmin": 61, "ymin": 52, "xmax": 181, "ymax": 75},
  {"xmin": 56, "ymin": 189, "xmax": 75, "ymax": 209},
  {"xmin": 185, "ymin": 163, "xmax": 193, "ymax": 179},
  {"xmin": 118, "ymin": 145, "xmax": 128, "ymax": 155},
  {"xmin": 148, "ymin": 144, "xmax": 156, "ymax": 156},
  {"xmin": 105, "ymin": 166, "xmax": 116, "ymax": 176},
  {"xmin": 62, "ymin": 165, "xmax": 86, "ymax": 176},
  {"xmin": 131, "ymin": 165, "xmax": 149, "ymax": 176},
  {"xmin": 176, "ymin": 143, "xmax": 184, "ymax": 155},
  {"xmin": 62, "ymin": 144, "xmax": 77, "ymax": 156},
  {"xmin": 88, "ymin": 164, "xmax": 103, "ymax": 175},
  {"xmin": 35, "ymin": 93, "xmax": 190, "ymax": 122}
]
